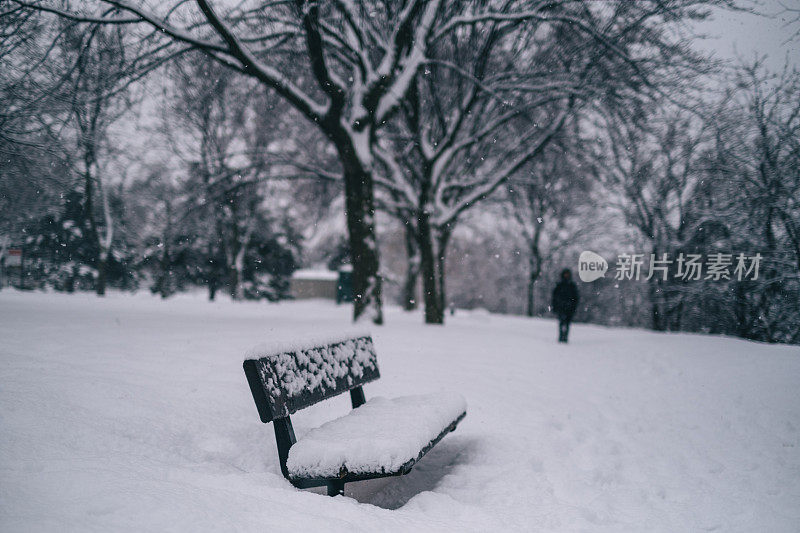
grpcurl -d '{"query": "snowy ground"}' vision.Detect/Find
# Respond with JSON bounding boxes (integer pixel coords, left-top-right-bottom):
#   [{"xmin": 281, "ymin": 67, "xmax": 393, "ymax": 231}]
[{"xmin": 1, "ymin": 290, "xmax": 799, "ymax": 532}]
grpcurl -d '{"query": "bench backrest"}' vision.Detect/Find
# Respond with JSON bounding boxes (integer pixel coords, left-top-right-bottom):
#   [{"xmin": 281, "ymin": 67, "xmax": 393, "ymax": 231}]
[{"xmin": 243, "ymin": 335, "xmax": 380, "ymax": 422}]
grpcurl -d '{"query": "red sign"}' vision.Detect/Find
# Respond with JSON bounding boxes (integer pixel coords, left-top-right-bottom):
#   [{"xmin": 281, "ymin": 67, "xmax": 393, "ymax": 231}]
[{"xmin": 6, "ymin": 249, "xmax": 22, "ymax": 266}]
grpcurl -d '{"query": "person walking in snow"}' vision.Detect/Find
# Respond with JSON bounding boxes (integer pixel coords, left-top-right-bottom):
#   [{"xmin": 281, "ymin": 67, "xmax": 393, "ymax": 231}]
[{"xmin": 552, "ymin": 268, "xmax": 579, "ymax": 343}]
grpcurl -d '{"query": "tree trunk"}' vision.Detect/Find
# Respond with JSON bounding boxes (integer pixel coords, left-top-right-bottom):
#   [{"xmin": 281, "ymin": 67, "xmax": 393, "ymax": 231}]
[
  {"xmin": 734, "ymin": 282, "xmax": 750, "ymax": 338},
  {"xmin": 96, "ymin": 254, "xmax": 107, "ymax": 296},
  {"xmin": 82, "ymin": 151, "xmax": 114, "ymax": 298},
  {"xmin": 527, "ymin": 252, "xmax": 542, "ymax": 317},
  {"xmin": 229, "ymin": 266, "xmax": 240, "ymax": 300},
  {"xmin": 156, "ymin": 248, "xmax": 170, "ymax": 299},
  {"xmin": 402, "ymin": 224, "xmax": 420, "ymax": 311},
  {"xmin": 202, "ymin": 157, "xmax": 225, "ymax": 303},
  {"xmin": 673, "ymin": 299, "xmax": 683, "ymax": 331},
  {"xmin": 82, "ymin": 151, "xmax": 104, "ymax": 297},
  {"xmin": 527, "ymin": 273, "xmax": 537, "ymax": 317},
  {"xmin": 436, "ymin": 230, "xmax": 450, "ymax": 317},
  {"xmin": 754, "ymin": 208, "xmax": 778, "ymax": 342},
  {"xmin": 649, "ymin": 277, "xmax": 664, "ymax": 331},
  {"xmin": 207, "ymin": 256, "xmax": 220, "ymax": 301},
  {"xmin": 229, "ymin": 236, "xmax": 247, "ymax": 301},
  {"xmin": 525, "ymin": 219, "xmax": 544, "ymax": 317},
  {"xmin": 0, "ymin": 237, "xmax": 7, "ymax": 290},
  {"xmin": 337, "ymin": 141, "xmax": 383, "ymax": 324},
  {"xmin": 418, "ymin": 215, "xmax": 441, "ymax": 324},
  {"xmin": 230, "ymin": 213, "xmax": 255, "ymax": 301},
  {"xmin": 157, "ymin": 262, "xmax": 170, "ymax": 298},
  {"xmin": 96, "ymin": 180, "xmax": 114, "ymax": 296},
  {"xmin": 157, "ymin": 202, "xmax": 172, "ymax": 299},
  {"xmin": 154, "ymin": 250, "xmax": 170, "ymax": 299},
  {"xmin": 417, "ymin": 214, "xmax": 448, "ymax": 325}
]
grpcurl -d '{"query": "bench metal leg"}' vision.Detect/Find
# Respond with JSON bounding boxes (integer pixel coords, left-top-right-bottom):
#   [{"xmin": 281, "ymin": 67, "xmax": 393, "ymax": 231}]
[
  {"xmin": 273, "ymin": 417, "xmax": 296, "ymax": 479},
  {"xmin": 327, "ymin": 480, "xmax": 345, "ymax": 497},
  {"xmin": 350, "ymin": 386, "xmax": 366, "ymax": 409}
]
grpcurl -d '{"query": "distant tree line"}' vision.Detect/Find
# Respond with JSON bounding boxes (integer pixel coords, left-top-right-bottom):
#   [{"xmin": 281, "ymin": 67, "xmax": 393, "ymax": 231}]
[{"xmin": 1, "ymin": 1, "xmax": 798, "ymax": 343}]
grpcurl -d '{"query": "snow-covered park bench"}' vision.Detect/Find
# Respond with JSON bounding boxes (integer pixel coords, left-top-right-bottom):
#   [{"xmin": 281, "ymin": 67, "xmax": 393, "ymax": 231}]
[{"xmin": 243, "ymin": 334, "xmax": 467, "ymax": 496}]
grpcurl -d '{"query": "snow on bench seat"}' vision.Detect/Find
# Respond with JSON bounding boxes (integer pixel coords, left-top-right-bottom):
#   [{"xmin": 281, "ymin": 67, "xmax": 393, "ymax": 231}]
[{"xmin": 287, "ymin": 392, "xmax": 467, "ymax": 479}]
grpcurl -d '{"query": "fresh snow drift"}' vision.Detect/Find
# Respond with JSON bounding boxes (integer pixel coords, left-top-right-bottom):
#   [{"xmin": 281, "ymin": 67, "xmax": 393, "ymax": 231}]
[
  {"xmin": 287, "ymin": 393, "xmax": 466, "ymax": 478},
  {"xmin": 1, "ymin": 290, "xmax": 799, "ymax": 531}
]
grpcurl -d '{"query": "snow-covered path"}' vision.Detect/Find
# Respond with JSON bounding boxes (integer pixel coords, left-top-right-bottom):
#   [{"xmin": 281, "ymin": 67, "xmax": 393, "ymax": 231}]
[{"xmin": 1, "ymin": 291, "xmax": 799, "ymax": 532}]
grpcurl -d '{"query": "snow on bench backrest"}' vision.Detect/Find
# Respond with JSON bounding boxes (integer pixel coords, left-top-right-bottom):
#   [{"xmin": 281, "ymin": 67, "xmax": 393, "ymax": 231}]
[{"xmin": 243, "ymin": 335, "xmax": 380, "ymax": 422}]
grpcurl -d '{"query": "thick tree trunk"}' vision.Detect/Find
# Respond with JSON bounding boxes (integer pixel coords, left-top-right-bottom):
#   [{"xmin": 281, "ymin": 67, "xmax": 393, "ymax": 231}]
[
  {"xmin": 336, "ymin": 141, "xmax": 383, "ymax": 324},
  {"xmin": 417, "ymin": 214, "xmax": 448, "ymax": 325},
  {"xmin": 418, "ymin": 216, "xmax": 441, "ymax": 324},
  {"xmin": 402, "ymin": 225, "xmax": 420, "ymax": 311}
]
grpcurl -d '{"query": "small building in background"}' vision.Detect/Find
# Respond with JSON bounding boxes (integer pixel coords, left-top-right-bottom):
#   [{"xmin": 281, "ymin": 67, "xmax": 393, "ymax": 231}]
[
  {"xmin": 0, "ymin": 245, "xmax": 23, "ymax": 289},
  {"xmin": 290, "ymin": 269, "xmax": 339, "ymax": 300},
  {"xmin": 290, "ymin": 267, "xmax": 355, "ymax": 303}
]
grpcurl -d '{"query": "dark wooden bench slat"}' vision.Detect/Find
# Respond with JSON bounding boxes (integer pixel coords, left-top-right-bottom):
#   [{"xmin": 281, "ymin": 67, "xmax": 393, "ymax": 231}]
[{"xmin": 243, "ymin": 336, "xmax": 380, "ymax": 422}]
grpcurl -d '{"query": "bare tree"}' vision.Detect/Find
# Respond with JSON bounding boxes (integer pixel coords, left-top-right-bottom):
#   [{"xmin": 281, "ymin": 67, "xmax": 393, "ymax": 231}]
[
  {"xmin": 707, "ymin": 61, "xmax": 800, "ymax": 342},
  {"xmin": 721, "ymin": 62, "xmax": 800, "ymax": 273},
  {"xmin": 54, "ymin": 23, "xmax": 137, "ymax": 296},
  {"xmin": 596, "ymin": 106, "xmax": 712, "ymax": 330},
  {"xmin": 12, "ymin": 0, "xmax": 732, "ymax": 323},
  {"xmin": 0, "ymin": 8, "xmax": 72, "ymax": 255},
  {"xmin": 166, "ymin": 56, "xmax": 266, "ymax": 300},
  {"xmin": 375, "ymin": 0, "xmax": 719, "ymax": 324},
  {"xmin": 507, "ymin": 133, "xmax": 592, "ymax": 317},
  {"xmin": 593, "ymin": 59, "xmax": 800, "ymax": 344},
  {"xmin": 10, "ymin": 0, "xmax": 460, "ymax": 323}
]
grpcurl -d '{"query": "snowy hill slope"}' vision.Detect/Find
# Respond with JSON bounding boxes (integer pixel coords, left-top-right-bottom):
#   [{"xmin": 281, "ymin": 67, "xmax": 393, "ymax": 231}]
[{"xmin": 1, "ymin": 291, "xmax": 799, "ymax": 532}]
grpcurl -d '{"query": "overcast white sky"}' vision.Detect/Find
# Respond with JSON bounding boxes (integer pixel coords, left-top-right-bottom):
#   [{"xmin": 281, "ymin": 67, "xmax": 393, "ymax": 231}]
[{"xmin": 691, "ymin": 0, "xmax": 799, "ymax": 71}]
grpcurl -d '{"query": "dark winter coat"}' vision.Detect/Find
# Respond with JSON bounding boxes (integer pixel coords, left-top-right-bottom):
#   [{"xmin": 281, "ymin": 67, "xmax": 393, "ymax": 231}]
[{"xmin": 552, "ymin": 279, "xmax": 579, "ymax": 319}]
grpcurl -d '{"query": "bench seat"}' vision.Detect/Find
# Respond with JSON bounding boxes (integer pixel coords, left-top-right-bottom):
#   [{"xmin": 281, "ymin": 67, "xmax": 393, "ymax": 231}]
[{"xmin": 287, "ymin": 392, "xmax": 466, "ymax": 480}]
